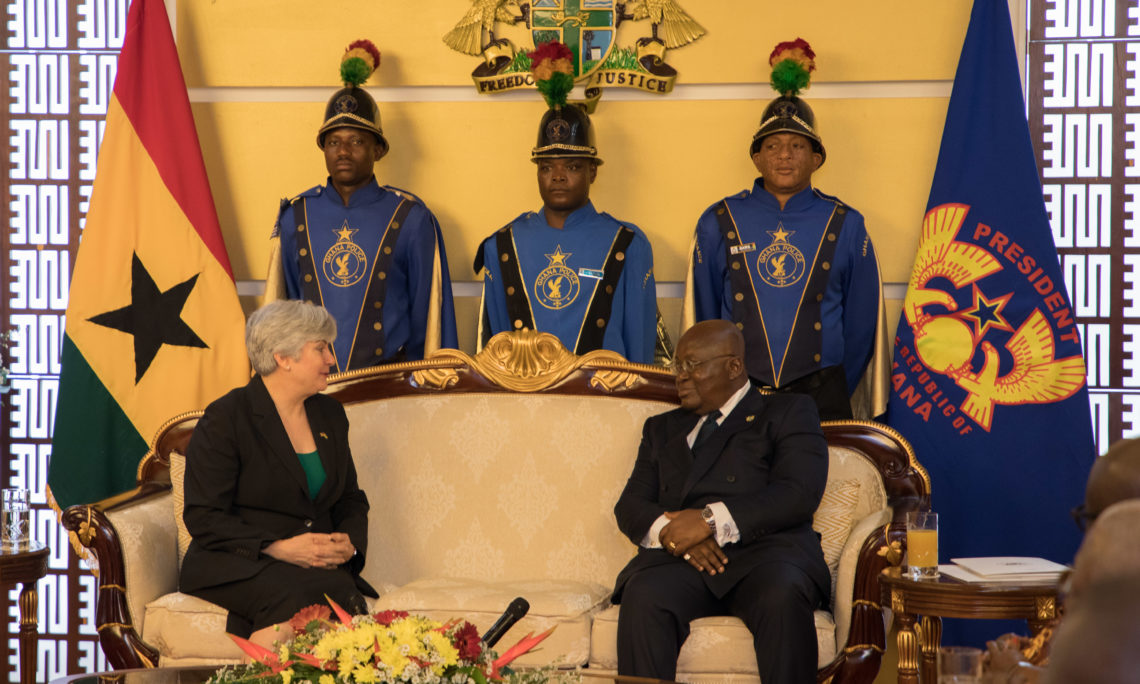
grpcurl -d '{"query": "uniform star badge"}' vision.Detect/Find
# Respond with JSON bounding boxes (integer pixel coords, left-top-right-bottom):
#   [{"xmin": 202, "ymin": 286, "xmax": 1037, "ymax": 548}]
[
  {"xmin": 545, "ymin": 245, "xmax": 572, "ymax": 267},
  {"xmin": 335, "ymin": 221, "xmax": 358, "ymax": 242},
  {"xmin": 768, "ymin": 224, "xmax": 793, "ymax": 243}
]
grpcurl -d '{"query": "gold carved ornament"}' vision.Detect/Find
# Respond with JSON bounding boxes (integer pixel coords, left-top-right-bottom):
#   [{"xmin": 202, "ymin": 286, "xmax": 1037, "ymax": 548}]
[
  {"xmin": 76, "ymin": 506, "xmax": 97, "ymax": 546},
  {"xmin": 878, "ymin": 539, "xmax": 904, "ymax": 566},
  {"xmin": 411, "ymin": 367, "xmax": 460, "ymax": 390},
  {"xmin": 426, "ymin": 330, "xmax": 665, "ymax": 393}
]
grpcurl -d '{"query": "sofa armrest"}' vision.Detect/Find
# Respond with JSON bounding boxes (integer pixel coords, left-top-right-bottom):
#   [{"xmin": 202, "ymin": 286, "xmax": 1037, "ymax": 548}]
[
  {"xmin": 61, "ymin": 483, "xmax": 175, "ymax": 669},
  {"xmin": 820, "ymin": 512, "xmax": 908, "ymax": 684},
  {"xmin": 832, "ymin": 507, "xmax": 893, "ymax": 651}
]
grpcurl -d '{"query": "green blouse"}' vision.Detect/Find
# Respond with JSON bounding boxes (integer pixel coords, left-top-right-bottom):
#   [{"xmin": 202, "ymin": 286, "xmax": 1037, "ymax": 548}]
[{"xmin": 296, "ymin": 450, "xmax": 326, "ymax": 500}]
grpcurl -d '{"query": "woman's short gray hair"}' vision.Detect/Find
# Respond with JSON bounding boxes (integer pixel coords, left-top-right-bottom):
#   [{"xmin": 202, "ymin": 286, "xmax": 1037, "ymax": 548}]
[{"xmin": 246, "ymin": 300, "xmax": 337, "ymax": 375}]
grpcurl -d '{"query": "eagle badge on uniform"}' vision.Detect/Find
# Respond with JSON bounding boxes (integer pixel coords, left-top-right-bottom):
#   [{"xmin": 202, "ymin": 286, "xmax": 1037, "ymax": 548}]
[
  {"xmin": 535, "ymin": 245, "xmax": 580, "ymax": 310},
  {"xmin": 757, "ymin": 223, "xmax": 805, "ymax": 288},
  {"xmin": 322, "ymin": 221, "xmax": 368, "ymax": 288}
]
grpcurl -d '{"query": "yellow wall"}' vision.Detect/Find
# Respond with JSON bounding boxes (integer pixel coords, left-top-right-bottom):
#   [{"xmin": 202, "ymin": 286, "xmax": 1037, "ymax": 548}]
[{"xmin": 176, "ymin": 0, "xmax": 974, "ymax": 352}]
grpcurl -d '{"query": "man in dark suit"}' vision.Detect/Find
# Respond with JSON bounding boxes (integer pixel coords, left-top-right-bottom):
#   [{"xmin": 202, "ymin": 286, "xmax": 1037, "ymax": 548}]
[{"xmin": 612, "ymin": 319, "xmax": 830, "ymax": 683}]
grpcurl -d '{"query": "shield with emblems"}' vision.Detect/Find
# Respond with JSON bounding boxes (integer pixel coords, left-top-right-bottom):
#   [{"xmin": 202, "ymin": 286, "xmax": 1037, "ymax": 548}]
[{"xmin": 530, "ymin": 0, "xmax": 616, "ymax": 79}]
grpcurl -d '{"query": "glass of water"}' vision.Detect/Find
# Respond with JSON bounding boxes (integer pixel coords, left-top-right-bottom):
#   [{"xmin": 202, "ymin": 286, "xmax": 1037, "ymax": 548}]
[
  {"xmin": 938, "ymin": 645, "xmax": 982, "ymax": 683},
  {"xmin": 1, "ymin": 488, "xmax": 31, "ymax": 551}
]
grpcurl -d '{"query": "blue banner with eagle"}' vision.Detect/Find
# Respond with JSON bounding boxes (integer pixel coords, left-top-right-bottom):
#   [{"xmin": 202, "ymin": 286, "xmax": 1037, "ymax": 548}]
[{"xmin": 886, "ymin": 0, "xmax": 1095, "ymax": 619}]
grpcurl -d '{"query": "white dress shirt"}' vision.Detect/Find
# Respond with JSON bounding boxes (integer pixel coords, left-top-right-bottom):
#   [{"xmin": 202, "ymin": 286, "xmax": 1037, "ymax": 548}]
[{"xmin": 640, "ymin": 381, "xmax": 751, "ymax": 548}]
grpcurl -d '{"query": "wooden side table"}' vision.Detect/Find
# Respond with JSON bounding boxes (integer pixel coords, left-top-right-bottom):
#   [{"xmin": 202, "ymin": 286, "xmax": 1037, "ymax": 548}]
[
  {"xmin": 1, "ymin": 543, "xmax": 50, "ymax": 684},
  {"xmin": 879, "ymin": 566, "xmax": 1060, "ymax": 683}
]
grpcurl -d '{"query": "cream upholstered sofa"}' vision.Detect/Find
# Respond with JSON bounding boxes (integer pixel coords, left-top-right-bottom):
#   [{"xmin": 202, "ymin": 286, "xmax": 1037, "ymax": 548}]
[{"xmin": 62, "ymin": 331, "xmax": 929, "ymax": 683}]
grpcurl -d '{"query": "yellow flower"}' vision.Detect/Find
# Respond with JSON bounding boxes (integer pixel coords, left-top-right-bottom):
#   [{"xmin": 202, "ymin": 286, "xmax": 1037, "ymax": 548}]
[
  {"xmin": 319, "ymin": 675, "xmax": 335, "ymax": 684},
  {"xmin": 351, "ymin": 663, "xmax": 379, "ymax": 683},
  {"xmin": 279, "ymin": 668, "xmax": 294, "ymax": 684},
  {"xmin": 425, "ymin": 631, "xmax": 459, "ymax": 671}
]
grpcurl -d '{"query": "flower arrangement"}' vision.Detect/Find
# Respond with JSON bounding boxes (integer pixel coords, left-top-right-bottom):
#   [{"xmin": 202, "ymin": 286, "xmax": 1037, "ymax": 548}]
[{"xmin": 208, "ymin": 598, "xmax": 561, "ymax": 684}]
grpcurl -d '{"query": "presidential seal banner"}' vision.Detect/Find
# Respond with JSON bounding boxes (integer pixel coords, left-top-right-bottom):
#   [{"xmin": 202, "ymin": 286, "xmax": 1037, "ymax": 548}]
[
  {"xmin": 47, "ymin": 0, "xmax": 249, "ymax": 510},
  {"xmin": 886, "ymin": 0, "xmax": 1094, "ymax": 640}
]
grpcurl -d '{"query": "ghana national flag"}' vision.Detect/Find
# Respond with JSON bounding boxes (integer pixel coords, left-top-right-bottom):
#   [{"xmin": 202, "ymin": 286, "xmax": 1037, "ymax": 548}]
[{"xmin": 48, "ymin": 0, "xmax": 248, "ymax": 509}]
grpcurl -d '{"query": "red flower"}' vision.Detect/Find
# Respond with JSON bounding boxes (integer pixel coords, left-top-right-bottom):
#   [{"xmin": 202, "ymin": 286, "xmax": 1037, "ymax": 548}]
[
  {"xmin": 452, "ymin": 621, "xmax": 482, "ymax": 661},
  {"xmin": 288, "ymin": 604, "xmax": 332, "ymax": 632},
  {"xmin": 373, "ymin": 609, "xmax": 409, "ymax": 626}
]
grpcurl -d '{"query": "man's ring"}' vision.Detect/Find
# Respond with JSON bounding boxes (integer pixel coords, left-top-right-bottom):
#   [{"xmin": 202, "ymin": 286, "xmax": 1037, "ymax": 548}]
[
  {"xmin": 668, "ymin": 541, "xmax": 677, "ymax": 550},
  {"xmin": 683, "ymin": 553, "xmax": 692, "ymax": 561}
]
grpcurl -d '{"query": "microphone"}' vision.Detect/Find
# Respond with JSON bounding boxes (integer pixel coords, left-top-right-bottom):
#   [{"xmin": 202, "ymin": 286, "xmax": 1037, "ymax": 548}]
[{"xmin": 480, "ymin": 596, "xmax": 530, "ymax": 648}]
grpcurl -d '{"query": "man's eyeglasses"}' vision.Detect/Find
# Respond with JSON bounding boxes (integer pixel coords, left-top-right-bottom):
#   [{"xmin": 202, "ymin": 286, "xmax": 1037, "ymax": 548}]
[
  {"xmin": 1070, "ymin": 503, "xmax": 1096, "ymax": 533},
  {"xmin": 668, "ymin": 354, "xmax": 734, "ymax": 375}
]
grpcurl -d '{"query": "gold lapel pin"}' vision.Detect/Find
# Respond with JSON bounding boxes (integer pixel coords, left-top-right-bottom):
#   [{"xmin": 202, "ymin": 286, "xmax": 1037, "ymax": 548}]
[
  {"xmin": 319, "ymin": 432, "xmax": 328, "ymax": 439},
  {"xmin": 745, "ymin": 415, "xmax": 755, "ymax": 422}
]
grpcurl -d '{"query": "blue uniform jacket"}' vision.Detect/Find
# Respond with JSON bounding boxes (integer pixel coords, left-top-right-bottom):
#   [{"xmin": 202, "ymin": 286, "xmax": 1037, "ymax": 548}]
[
  {"xmin": 688, "ymin": 181, "xmax": 880, "ymax": 393},
  {"xmin": 276, "ymin": 178, "xmax": 457, "ymax": 368},
  {"xmin": 478, "ymin": 201, "xmax": 658, "ymax": 364}
]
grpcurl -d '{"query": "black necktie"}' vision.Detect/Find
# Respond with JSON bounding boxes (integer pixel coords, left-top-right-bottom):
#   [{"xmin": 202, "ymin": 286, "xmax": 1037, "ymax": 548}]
[{"xmin": 692, "ymin": 410, "xmax": 722, "ymax": 451}]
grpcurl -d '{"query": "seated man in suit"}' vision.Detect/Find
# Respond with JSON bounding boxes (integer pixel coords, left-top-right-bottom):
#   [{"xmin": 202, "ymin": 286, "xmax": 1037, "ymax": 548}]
[
  {"xmin": 1039, "ymin": 501, "xmax": 1140, "ymax": 684},
  {"xmin": 1078, "ymin": 435, "xmax": 1140, "ymax": 526},
  {"xmin": 611, "ymin": 319, "xmax": 830, "ymax": 683},
  {"xmin": 1042, "ymin": 575, "xmax": 1140, "ymax": 684},
  {"xmin": 983, "ymin": 438, "xmax": 1140, "ymax": 683}
]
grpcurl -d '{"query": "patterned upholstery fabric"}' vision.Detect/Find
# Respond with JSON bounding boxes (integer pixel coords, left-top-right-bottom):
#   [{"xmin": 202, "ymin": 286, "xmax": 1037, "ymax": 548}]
[
  {"xmin": 815, "ymin": 479, "xmax": 862, "ymax": 591},
  {"xmin": 589, "ymin": 604, "xmax": 837, "ymax": 675},
  {"xmin": 170, "ymin": 451, "xmax": 191, "ymax": 566},
  {"xmin": 137, "ymin": 392, "xmax": 891, "ymax": 676},
  {"xmin": 105, "ymin": 493, "xmax": 180, "ymax": 642},
  {"xmin": 345, "ymin": 395, "xmax": 674, "ymax": 589},
  {"xmin": 142, "ymin": 592, "xmax": 241, "ymax": 665},
  {"xmin": 375, "ymin": 577, "xmax": 608, "ymax": 667}
]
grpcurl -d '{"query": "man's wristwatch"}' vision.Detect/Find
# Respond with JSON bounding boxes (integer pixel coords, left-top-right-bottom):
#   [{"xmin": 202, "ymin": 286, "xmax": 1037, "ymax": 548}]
[{"xmin": 701, "ymin": 505, "xmax": 717, "ymax": 535}]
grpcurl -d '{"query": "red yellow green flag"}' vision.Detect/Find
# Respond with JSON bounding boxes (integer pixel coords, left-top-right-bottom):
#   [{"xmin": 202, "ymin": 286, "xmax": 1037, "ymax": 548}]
[{"xmin": 48, "ymin": 0, "xmax": 249, "ymax": 509}]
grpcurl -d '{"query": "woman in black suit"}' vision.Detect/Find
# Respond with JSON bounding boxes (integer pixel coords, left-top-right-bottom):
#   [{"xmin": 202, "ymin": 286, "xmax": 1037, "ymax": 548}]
[{"xmin": 179, "ymin": 300, "xmax": 376, "ymax": 645}]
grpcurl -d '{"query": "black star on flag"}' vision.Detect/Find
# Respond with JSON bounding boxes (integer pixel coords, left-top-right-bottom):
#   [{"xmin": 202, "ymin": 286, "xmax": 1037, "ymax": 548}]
[{"xmin": 89, "ymin": 253, "xmax": 208, "ymax": 383}]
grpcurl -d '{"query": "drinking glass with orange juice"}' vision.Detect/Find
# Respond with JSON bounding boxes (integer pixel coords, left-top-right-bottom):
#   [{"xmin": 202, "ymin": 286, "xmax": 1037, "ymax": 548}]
[{"xmin": 906, "ymin": 511, "xmax": 939, "ymax": 580}]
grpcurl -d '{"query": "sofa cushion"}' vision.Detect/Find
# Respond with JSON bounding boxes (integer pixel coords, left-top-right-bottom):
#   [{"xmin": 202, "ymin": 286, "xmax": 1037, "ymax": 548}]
[
  {"xmin": 375, "ymin": 577, "xmax": 610, "ymax": 667},
  {"xmin": 170, "ymin": 450, "xmax": 192, "ymax": 567},
  {"xmin": 346, "ymin": 394, "xmax": 675, "ymax": 590},
  {"xmin": 587, "ymin": 604, "xmax": 836, "ymax": 674},
  {"xmin": 142, "ymin": 592, "xmax": 243, "ymax": 664},
  {"xmin": 812, "ymin": 478, "xmax": 862, "ymax": 597}
]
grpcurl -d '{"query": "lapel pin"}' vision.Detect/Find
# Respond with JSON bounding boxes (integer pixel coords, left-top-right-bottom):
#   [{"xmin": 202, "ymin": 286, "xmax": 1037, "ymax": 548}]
[
  {"xmin": 745, "ymin": 415, "xmax": 755, "ymax": 422},
  {"xmin": 319, "ymin": 432, "xmax": 328, "ymax": 440}
]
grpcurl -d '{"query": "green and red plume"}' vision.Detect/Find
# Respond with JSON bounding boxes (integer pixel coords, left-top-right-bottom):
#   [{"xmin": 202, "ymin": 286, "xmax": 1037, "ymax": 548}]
[
  {"xmin": 528, "ymin": 40, "xmax": 575, "ymax": 107},
  {"xmin": 768, "ymin": 37, "xmax": 816, "ymax": 97},
  {"xmin": 340, "ymin": 39, "xmax": 381, "ymax": 87}
]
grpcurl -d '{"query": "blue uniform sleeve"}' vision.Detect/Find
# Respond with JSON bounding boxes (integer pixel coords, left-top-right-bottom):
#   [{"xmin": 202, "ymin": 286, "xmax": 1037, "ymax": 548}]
[
  {"xmin": 838, "ymin": 215, "xmax": 881, "ymax": 393},
  {"xmin": 691, "ymin": 206, "xmax": 730, "ymax": 322},
  {"xmin": 620, "ymin": 229, "xmax": 657, "ymax": 364},
  {"xmin": 276, "ymin": 203, "xmax": 304, "ymax": 300},
  {"xmin": 479, "ymin": 236, "xmax": 510, "ymax": 338},
  {"xmin": 398, "ymin": 202, "xmax": 459, "ymax": 358}
]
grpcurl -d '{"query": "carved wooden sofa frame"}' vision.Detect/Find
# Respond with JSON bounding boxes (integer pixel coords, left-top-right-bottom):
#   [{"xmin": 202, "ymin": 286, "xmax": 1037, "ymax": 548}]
[{"xmin": 61, "ymin": 331, "xmax": 928, "ymax": 683}]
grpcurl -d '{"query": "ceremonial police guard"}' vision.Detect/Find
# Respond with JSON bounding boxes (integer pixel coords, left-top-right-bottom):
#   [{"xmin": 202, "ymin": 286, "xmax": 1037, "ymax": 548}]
[
  {"xmin": 475, "ymin": 41, "xmax": 659, "ymax": 364},
  {"xmin": 684, "ymin": 39, "xmax": 886, "ymax": 419},
  {"xmin": 266, "ymin": 40, "xmax": 457, "ymax": 370}
]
